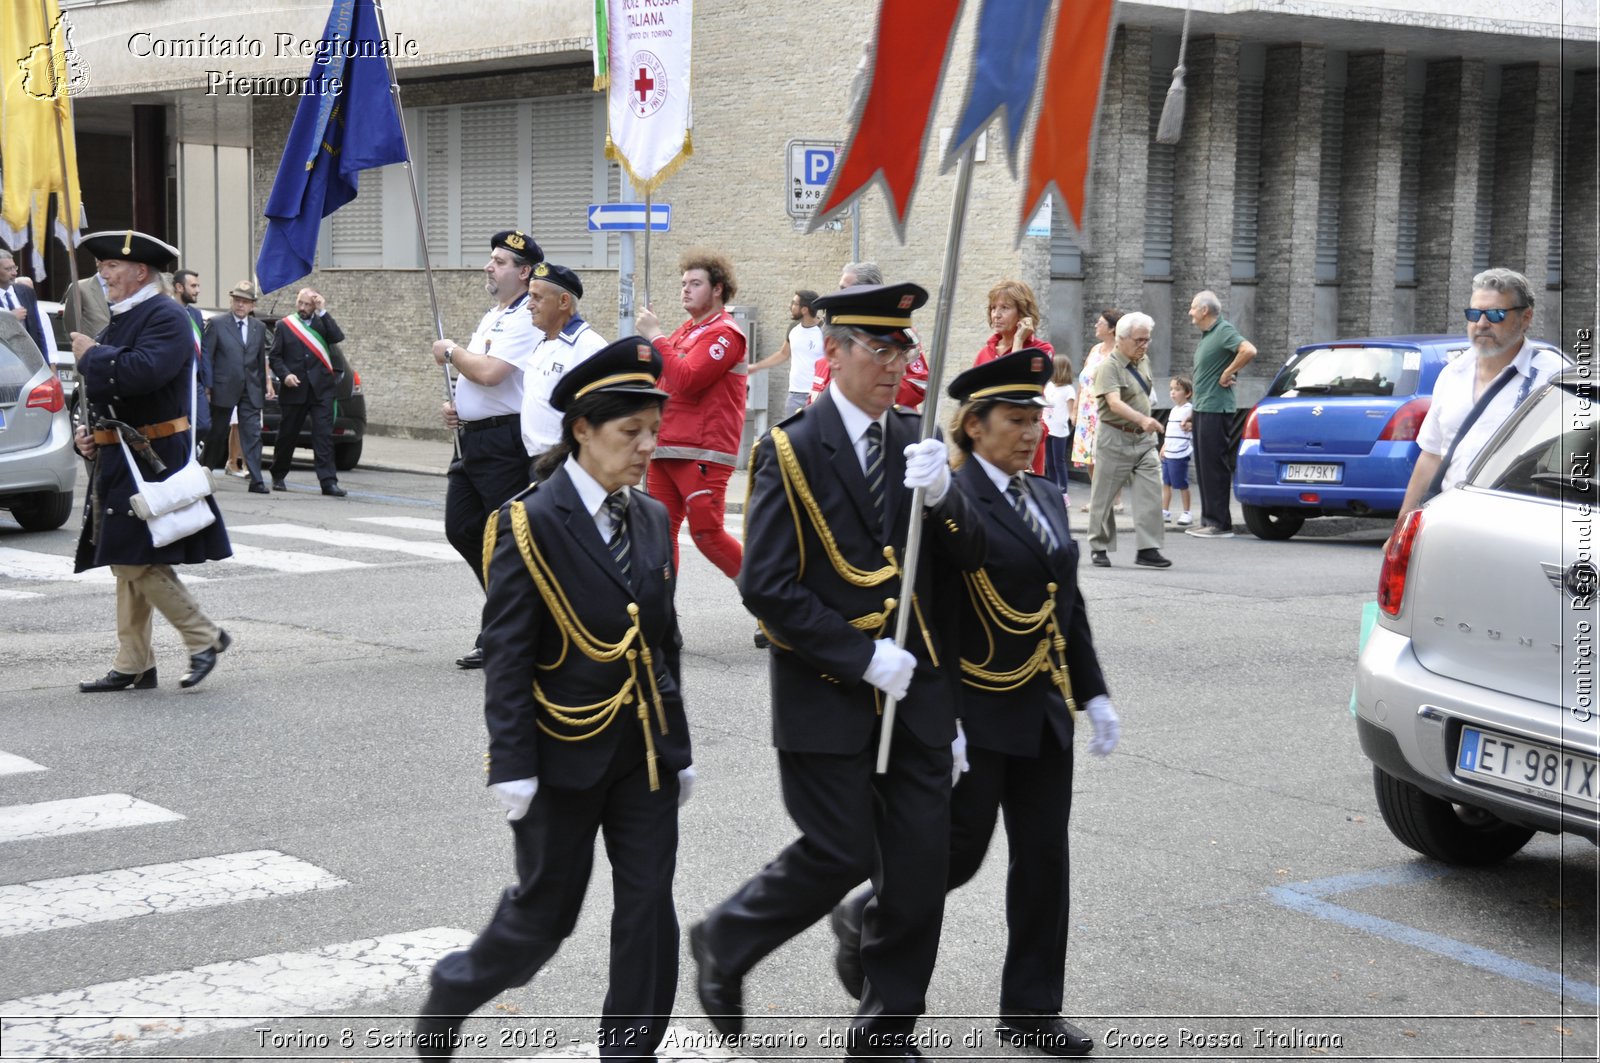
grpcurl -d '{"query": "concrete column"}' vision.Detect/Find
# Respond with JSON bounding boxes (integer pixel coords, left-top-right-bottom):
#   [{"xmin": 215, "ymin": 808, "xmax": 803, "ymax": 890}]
[
  {"xmin": 1170, "ymin": 35, "xmax": 1239, "ymax": 370},
  {"xmin": 1255, "ymin": 44, "xmax": 1323, "ymax": 357},
  {"xmin": 1490, "ymin": 63, "xmax": 1560, "ymax": 280},
  {"xmin": 1415, "ymin": 59, "xmax": 1483, "ymax": 333},
  {"xmin": 1082, "ymin": 25, "xmax": 1151, "ymax": 334},
  {"xmin": 1337, "ymin": 51, "xmax": 1407, "ymax": 336},
  {"xmin": 1563, "ymin": 68, "xmax": 1597, "ymax": 339}
]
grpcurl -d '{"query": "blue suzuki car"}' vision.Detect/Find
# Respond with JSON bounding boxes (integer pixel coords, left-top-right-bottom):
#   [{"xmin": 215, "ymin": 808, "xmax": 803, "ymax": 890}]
[{"xmin": 1233, "ymin": 335, "xmax": 1560, "ymax": 540}]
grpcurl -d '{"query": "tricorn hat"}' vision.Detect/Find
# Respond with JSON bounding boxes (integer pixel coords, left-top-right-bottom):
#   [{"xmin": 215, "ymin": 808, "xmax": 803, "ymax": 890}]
[{"xmin": 80, "ymin": 230, "xmax": 180, "ymax": 270}]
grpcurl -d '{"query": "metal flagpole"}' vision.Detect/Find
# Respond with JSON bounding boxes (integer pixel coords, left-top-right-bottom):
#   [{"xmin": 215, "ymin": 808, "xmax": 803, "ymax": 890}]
[
  {"xmin": 641, "ymin": 189, "xmax": 652, "ymax": 318},
  {"xmin": 40, "ymin": 0, "xmax": 87, "ymax": 427},
  {"xmin": 875, "ymin": 143, "xmax": 977, "ymax": 775},
  {"xmin": 371, "ymin": 0, "xmax": 459, "ymax": 459}
]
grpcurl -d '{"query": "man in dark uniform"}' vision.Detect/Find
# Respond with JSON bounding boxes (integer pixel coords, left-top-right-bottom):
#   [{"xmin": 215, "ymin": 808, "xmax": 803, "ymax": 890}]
[
  {"xmin": 690, "ymin": 283, "xmax": 986, "ymax": 1059},
  {"xmin": 68, "ymin": 230, "xmax": 233, "ymax": 692},
  {"xmin": 268, "ymin": 285, "xmax": 346, "ymax": 496}
]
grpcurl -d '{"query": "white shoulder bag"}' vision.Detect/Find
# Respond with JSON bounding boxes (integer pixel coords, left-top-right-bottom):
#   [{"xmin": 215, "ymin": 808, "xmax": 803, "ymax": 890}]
[{"xmin": 118, "ymin": 358, "xmax": 216, "ymax": 548}]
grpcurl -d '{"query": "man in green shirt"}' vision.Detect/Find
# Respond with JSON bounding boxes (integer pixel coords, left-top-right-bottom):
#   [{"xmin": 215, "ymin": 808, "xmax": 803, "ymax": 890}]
[{"xmin": 1184, "ymin": 290, "xmax": 1257, "ymax": 537}]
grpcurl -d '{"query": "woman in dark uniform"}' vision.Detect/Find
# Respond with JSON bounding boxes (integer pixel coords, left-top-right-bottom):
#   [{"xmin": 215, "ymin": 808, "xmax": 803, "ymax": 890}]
[
  {"xmin": 831, "ymin": 350, "xmax": 1122, "ymax": 1057},
  {"xmin": 415, "ymin": 337, "xmax": 693, "ymax": 1061}
]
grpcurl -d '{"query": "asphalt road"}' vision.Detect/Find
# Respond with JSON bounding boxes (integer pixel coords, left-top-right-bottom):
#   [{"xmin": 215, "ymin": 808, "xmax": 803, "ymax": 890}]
[{"xmin": 0, "ymin": 461, "xmax": 1594, "ymax": 1061}]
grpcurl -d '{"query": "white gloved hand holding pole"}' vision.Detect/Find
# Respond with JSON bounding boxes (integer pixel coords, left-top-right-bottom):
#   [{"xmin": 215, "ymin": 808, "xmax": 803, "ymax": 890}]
[
  {"xmin": 1084, "ymin": 695, "xmax": 1121, "ymax": 758},
  {"xmin": 490, "ymin": 778, "xmax": 539, "ymax": 821},
  {"xmin": 902, "ymin": 438, "xmax": 951, "ymax": 505},
  {"xmin": 951, "ymin": 719, "xmax": 970, "ymax": 785},
  {"xmin": 863, "ymin": 638, "xmax": 916, "ymax": 700}
]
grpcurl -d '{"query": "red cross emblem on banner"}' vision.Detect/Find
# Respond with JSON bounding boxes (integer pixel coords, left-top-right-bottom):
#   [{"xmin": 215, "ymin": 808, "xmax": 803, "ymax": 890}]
[{"xmin": 634, "ymin": 68, "xmax": 655, "ymax": 103}]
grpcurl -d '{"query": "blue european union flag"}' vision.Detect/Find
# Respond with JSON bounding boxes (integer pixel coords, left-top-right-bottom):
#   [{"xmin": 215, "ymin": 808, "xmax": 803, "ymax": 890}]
[{"xmin": 256, "ymin": 0, "xmax": 407, "ymax": 294}]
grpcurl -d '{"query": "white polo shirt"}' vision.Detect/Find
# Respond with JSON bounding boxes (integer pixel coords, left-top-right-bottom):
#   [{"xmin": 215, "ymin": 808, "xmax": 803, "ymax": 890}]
[
  {"xmin": 453, "ymin": 292, "xmax": 537, "ymax": 421},
  {"xmin": 1417, "ymin": 340, "xmax": 1565, "ymax": 491},
  {"xmin": 521, "ymin": 316, "xmax": 607, "ymax": 457}
]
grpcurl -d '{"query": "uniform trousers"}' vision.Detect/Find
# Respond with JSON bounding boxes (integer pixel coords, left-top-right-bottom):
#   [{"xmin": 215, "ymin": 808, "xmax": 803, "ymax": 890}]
[
  {"xmin": 1086, "ymin": 426, "xmax": 1163, "ymax": 554},
  {"xmin": 1191, "ymin": 411, "xmax": 1236, "ymax": 532},
  {"xmin": 645, "ymin": 459, "xmax": 742, "ymax": 579},
  {"xmin": 270, "ymin": 390, "xmax": 337, "ymax": 485},
  {"xmin": 111, "ymin": 564, "xmax": 220, "ymax": 673},
  {"xmin": 444, "ymin": 421, "xmax": 531, "ymax": 583},
  {"xmin": 701, "ymin": 721, "xmax": 951, "ymax": 1046},
  {"xmin": 426, "ymin": 720, "xmax": 681, "ymax": 1061}
]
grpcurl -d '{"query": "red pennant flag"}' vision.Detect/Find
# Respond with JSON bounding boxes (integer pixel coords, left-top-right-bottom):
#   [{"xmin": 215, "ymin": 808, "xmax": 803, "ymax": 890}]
[
  {"xmin": 1022, "ymin": 0, "xmax": 1116, "ymax": 235},
  {"xmin": 811, "ymin": 0, "xmax": 963, "ymax": 238}
]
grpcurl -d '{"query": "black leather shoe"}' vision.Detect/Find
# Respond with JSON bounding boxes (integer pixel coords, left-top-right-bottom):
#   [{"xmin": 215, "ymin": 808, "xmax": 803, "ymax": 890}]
[
  {"xmin": 79, "ymin": 667, "xmax": 156, "ymax": 692},
  {"xmin": 689, "ymin": 921, "xmax": 743, "ymax": 1037},
  {"xmin": 753, "ymin": 627, "xmax": 770, "ymax": 649},
  {"xmin": 248, "ymin": 481, "xmax": 270, "ymax": 494},
  {"xmin": 997, "ymin": 1013, "xmax": 1093, "ymax": 1057},
  {"xmin": 831, "ymin": 900, "xmax": 865, "ymax": 1001},
  {"xmin": 1090, "ymin": 550, "xmax": 1110, "ymax": 568},
  {"xmin": 413, "ymin": 985, "xmax": 473, "ymax": 1060},
  {"xmin": 180, "ymin": 630, "xmax": 231, "ymax": 689},
  {"xmin": 455, "ymin": 647, "xmax": 484, "ymax": 670},
  {"xmin": 272, "ymin": 479, "xmax": 288, "ymax": 491},
  {"xmin": 1134, "ymin": 548, "xmax": 1172, "ymax": 568},
  {"xmin": 321, "ymin": 483, "xmax": 348, "ymax": 497}
]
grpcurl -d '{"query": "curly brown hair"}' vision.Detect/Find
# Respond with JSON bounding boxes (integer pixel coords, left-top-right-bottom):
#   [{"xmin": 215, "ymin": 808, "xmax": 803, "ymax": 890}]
[
  {"xmin": 680, "ymin": 250, "xmax": 737, "ymax": 304},
  {"xmin": 986, "ymin": 280, "xmax": 1041, "ymax": 329}
]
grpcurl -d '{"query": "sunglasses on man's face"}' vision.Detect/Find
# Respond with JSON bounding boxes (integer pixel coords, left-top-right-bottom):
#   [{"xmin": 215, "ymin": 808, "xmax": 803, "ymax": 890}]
[{"xmin": 1463, "ymin": 306, "xmax": 1527, "ymax": 323}]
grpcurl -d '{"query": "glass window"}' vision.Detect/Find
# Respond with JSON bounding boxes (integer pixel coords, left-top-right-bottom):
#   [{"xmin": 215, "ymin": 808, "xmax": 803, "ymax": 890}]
[
  {"xmin": 1269, "ymin": 345, "xmax": 1418, "ymax": 398},
  {"xmin": 1470, "ymin": 380, "xmax": 1597, "ymax": 506}
]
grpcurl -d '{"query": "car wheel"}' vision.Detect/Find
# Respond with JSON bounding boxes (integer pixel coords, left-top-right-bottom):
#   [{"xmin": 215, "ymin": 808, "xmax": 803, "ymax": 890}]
[
  {"xmin": 1242, "ymin": 503, "xmax": 1305, "ymax": 541},
  {"xmin": 1372, "ymin": 767, "xmax": 1536, "ymax": 865},
  {"xmin": 10, "ymin": 489, "xmax": 75, "ymax": 532},
  {"xmin": 334, "ymin": 439, "xmax": 363, "ymax": 471}
]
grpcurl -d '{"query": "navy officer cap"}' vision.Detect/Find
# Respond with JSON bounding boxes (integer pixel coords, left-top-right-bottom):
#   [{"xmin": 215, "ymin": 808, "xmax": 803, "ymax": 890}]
[
  {"xmin": 490, "ymin": 229, "xmax": 543, "ymax": 263},
  {"xmin": 80, "ymin": 229, "xmax": 180, "ymax": 270},
  {"xmin": 550, "ymin": 335, "xmax": 668, "ymax": 412},
  {"xmin": 947, "ymin": 348, "xmax": 1052, "ymax": 407},
  {"xmin": 812, "ymin": 282, "xmax": 928, "ymax": 346},
  {"xmin": 530, "ymin": 261, "xmax": 583, "ymax": 300}
]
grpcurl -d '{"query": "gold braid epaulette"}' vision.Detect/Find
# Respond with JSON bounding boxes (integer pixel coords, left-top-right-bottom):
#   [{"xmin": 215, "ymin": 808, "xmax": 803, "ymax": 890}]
[
  {"xmin": 481, "ymin": 508, "xmax": 500, "ymax": 588},
  {"xmin": 509, "ymin": 501, "xmax": 668, "ymax": 790},
  {"xmin": 959, "ymin": 570, "xmax": 1076, "ymax": 713},
  {"xmin": 769, "ymin": 426, "xmax": 899, "ymax": 588}
]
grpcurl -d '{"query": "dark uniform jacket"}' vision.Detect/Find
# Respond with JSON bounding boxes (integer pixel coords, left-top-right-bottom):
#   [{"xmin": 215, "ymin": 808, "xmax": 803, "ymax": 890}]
[
  {"xmin": 740, "ymin": 390, "xmax": 987, "ymax": 755},
  {"xmin": 73, "ymin": 293, "xmax": 231, "ymax": 571},
  {"xmin": 479, "ymin": 466, "xmax": 691, "ymax": 791},
  {"xmin": 268, "ymin": 310, "xmax": 344, "ymax": 403},
  {"xmin": 953, "ymin": 460, "xmax": 1107, "ymax": 757}
]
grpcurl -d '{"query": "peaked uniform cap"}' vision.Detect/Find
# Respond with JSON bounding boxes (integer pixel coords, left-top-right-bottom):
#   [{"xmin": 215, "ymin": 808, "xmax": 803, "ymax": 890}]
[
  {"xmin": 812, "ymin": 282, "xmax": 928, "ymax": 345},
  {"xmin": 947, "ymin": 347, "xmax": 1052, "ymax": 406},
  {"xmin": 550, "ymin": 335, "xmax": 668, "ymax": 411}
]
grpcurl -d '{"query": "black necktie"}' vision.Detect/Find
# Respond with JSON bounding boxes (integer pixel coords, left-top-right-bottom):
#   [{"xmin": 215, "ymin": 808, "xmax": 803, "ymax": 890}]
[
  {"xmin": 863, "ymin": 421, "xmax": 885, "ymax": 530},
  {"xmin": 604, "ymin": 491, "xmax": 631, "ymax": 582},
  {"xmin": 1007, "ymin": 475, "xmax": 1052, "ymax": 549}
]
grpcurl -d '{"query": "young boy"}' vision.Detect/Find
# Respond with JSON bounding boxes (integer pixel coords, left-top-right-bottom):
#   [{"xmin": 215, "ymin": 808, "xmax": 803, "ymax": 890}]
[{"xmin": 1162, "ymin": 375, "xmax": 1194, "ymax": 526}]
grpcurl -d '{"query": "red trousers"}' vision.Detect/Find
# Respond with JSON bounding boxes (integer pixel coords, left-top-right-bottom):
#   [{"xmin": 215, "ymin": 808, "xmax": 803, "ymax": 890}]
[{"xmin": 646, "ymin": 458, "xmax": 742, "ymax": 579}]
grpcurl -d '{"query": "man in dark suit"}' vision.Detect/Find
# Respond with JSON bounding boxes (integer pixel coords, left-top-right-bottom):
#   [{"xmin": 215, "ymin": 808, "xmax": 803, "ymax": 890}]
[
  {"xmin": 173, "ymin": 269, "xmax": 211, "ymax": 443},
  {"xmin": 202, "ymin": 281, "xmax": 273, "ymax": 493},
  {"xmin": 268, "ymin": 285, "xmax": 345, "ymax": 496},
  {"xmin": 690, "ymin": 283, "xmax": 986, "ymax": 1060},
  {"xmin": 0, "ymin": 249, "xmax": 52, "ymax": 358}
]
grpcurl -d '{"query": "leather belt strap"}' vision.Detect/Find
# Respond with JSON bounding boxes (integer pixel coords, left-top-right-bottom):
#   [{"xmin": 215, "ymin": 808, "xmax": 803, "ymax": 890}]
[
  {"xmin": 458, "ymin": 413, "xmax": 520, "ymax": 434},
  {"xmin": 1104, "ymin": 420, "xmax": 1146, "ymax": 434},
  {"xmin": 92, "ymin": 416, "xmax": 190, "ymax": 445}
]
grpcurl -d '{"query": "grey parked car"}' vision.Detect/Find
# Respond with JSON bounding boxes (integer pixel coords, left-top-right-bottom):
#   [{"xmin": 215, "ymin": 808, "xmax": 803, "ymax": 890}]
[
  {"xmin": 0, "ymin": 312, "xmax": 77, "ymax": 531},
  {"xmin": 1355, "ymin": 367, "xmax": 1597, "ymax": 863}
]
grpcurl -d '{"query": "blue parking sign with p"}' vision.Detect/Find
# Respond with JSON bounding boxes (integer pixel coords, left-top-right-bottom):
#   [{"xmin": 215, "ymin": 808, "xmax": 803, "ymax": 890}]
[{"xmin": 806, "ymin": 149, "xmax": 835, "ymax": 186}]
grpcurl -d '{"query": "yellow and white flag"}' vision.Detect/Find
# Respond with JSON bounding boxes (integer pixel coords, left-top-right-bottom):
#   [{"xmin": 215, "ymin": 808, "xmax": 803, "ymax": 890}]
[
  {"xmin": 0, "ymin": 0, "xmax": 83, "ymax": 260},
  {"xmin": 603, "ymin": 0, "xmax": 693, "ymax": 194}
]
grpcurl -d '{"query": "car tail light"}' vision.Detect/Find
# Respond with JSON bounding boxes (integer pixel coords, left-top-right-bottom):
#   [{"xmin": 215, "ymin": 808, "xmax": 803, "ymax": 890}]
[
  {"xmin": 25, "ymin": 377, "xmax": 64, "ymax": 413},
  {"xmin": 351, "ymin": 370, "xmax": 363, "ymax": 395},
  {"xmin": 1241, "ymin": 405, "xmax": 1261, "ymax": 440},
  {"xmin": 1378, "ymin": 397, "xmax": 1431, "ymax": 441},
  {"xmin": 1378, "ymin": 510, "xmax": 1423, "ymax": 617}
]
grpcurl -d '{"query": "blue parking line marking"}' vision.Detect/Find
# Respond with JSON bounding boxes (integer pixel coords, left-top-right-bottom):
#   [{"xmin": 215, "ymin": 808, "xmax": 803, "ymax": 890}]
[{"xmin": 1268, "ymin": 867, "xmax": 1600, "ymax": 1006}]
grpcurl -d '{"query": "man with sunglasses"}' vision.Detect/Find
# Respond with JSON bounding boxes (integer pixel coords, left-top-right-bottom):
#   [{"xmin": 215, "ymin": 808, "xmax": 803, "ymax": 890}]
[{"xmin": 1393, "ymin": 268, "xmax": 1565, "ymax": 531}]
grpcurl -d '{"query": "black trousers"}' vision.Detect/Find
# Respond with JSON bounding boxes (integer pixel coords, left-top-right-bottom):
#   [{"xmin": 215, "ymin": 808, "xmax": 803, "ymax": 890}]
[
  {"xmin": 702, "ymin": 720, "xmax": 952, "ymax": 1046},
  {"xmin": 445, "ymin": 421, "xmax": 531, "ymax": 586},
  {"xmin": 427, "ymin": 721, "xmax": 681, "ymax": 1061},
  {"xmin": 270, "ymin": 390, "xmax": 337, "ymax": 485},
  {"xmin": 1191, "ymin": 410, "xmax": 1236, "ymax": 531}
]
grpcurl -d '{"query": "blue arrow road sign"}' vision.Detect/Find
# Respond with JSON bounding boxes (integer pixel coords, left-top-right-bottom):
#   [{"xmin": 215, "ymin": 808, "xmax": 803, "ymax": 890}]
[{"xmin": 587, "ymin": 203, "xmax": 672, "ymax": 232}]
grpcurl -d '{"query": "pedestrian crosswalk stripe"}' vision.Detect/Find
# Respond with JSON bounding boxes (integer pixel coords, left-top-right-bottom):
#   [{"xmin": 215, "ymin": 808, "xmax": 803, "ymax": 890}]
[
  {"xmin": 0, "ymin": 751, "xmax": 46, "ymax": 776},
  {"xmin": 0, "ymin": 548, "xmax": 115, "ymax": 583},
  {"xmin": 0, "ymin": 926, "xmax": 475, "ymax": 1060},
  {"xmin": 352, "ymin": 516, "xmax": 448, "ymax": 534},
  {"xmin": 0, "ymin": 794, "xmax": 184, "ymax": 845},
  {"xmin": 0, "ymin": 588, "xmax": 43, "ymax": 600},
  {"xmin": 228, "ymin": 523, "xmax": 459, "ymax": 561},
  {"xmin": 0, "ymin": 849, "xmax": 347, "ymax": 938},
  {"xmin": 220, "ymin": 542, "xmax": 372, "ymax": 573}
]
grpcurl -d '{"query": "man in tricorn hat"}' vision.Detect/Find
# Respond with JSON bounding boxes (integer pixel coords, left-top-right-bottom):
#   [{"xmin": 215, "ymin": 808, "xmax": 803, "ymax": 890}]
[{"xmin": 69, "ymin": 230, "xmax": 233, "ymax": 693}]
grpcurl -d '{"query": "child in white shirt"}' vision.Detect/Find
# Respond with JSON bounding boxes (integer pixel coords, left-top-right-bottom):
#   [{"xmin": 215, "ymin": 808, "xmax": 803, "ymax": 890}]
[
  {"xmin": 1043, "ymin": 353, "xmax": 1076, "ymax": 504},
  {"xmin": 1162, "ymin": 376, "xmax": 1194, "ymax": 525}
]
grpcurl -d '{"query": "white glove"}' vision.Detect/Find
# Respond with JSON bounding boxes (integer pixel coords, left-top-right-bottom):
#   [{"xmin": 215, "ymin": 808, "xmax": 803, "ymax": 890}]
[
  {"xmin": 677, "ymin": 765, "xmax": 697, "ymax": 808},
  {"xmin": 951, "ymin": 719, "xmax": 970, "ymax": 785},
  {"xmin": 490, "ymin": 777, "xmax": 538, "ymax": 821},
  {"xmin": 863, "ymin": 638, "xmax": 916, "ymax": 700},
  {"xmin": 902, "ymin": 438, "xmax": 951, "ymax": 505},
  {"xmin": 1084, "ymin": 695, "xmax": 1120, "ymax": 758}
]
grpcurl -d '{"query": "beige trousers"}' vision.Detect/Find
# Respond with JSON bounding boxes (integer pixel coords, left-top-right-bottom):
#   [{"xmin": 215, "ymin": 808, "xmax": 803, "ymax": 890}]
[
  {"xmin": 110, "ymin": 564, "xmax": 219, "ymax": 673},
  {"xmin": 1086, "ymin": 426, "xmax": 1165, "ymax": 554}
]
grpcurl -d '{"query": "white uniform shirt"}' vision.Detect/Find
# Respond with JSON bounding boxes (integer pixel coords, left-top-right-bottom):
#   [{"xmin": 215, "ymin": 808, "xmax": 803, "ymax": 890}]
[
  {"xmin": 521, "ymin": 316, "xmax": 607, "ymax": 457},
  {"xmin": 453, "ymin": 293, "xmax": 537, "ymax": 421},
  {"xmin": 787, "ymin": 322, "xmax": 824, "ymax": 394},
  {"xmin": 1416, "ymin": 340, "xmax": 1565, "ymax": 491}
]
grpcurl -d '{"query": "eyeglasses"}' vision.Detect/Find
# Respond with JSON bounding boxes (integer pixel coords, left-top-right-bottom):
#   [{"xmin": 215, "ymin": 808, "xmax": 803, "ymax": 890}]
[
  {"xmin": 1127, "ymin": 336, "xmax": 1152, "ymax": 345},
  {"xmin": 1463, "ymin": 306, "xmax": 1528, "ymax": 323},
  {"xmin": 850, "ymin": 333, "xmax": 912, "ymax": 365}
]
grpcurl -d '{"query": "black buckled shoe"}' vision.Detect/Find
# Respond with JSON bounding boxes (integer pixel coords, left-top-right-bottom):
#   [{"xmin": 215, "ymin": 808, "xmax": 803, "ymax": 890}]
[
  {"xmin": 997, "ymin": 1013, "xmax": 1094, "ymax": 1057},
  {"xmin": 830, "ymin": 900, "xmax": 865, "ymax": 1001},
  {"xmin": 180, "ymin": 630, "xmax": 232, "ymax": 689},
  {"xmin": 79, "ymin": 667, "xmax": 157, "ymax": 693},
  {"xmin": 455, "ymin": 647, "xmax": 484, "ymax": 670},
  {"xmin": 689, "ymin": 921, "xmax": 743, "ymax": 1038},
  {"xmin": 321, "ymin": 482, "xmax": 348, "ymax": 497}
]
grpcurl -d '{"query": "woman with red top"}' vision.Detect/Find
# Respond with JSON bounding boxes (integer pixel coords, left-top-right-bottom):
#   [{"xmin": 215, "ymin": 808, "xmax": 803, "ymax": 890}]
[{"xmin": 975, "ymin": 280, "xmax": 1052, "ymax": 474}]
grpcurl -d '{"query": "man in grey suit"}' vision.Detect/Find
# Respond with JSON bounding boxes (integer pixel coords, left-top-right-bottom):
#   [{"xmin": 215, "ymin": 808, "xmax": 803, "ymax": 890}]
[
  {"xmin": 63, "ymin": 273, "xmax": 111, "ymax": 339},
  {"xmin": 202, "ymin": 281, "xmax": 275, "ymax": 494}
]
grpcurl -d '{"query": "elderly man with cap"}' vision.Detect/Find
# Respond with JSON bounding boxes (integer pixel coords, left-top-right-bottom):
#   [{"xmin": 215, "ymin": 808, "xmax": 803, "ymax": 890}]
[
  {"xmin": 201, "ymin": 280, "xmax": 273, "ymax": 493},
  {"xmin": 268, "ymin": 286, "xmax": 346, "ymax": 496},
  {"xmin": 831, "ymin": 350, "xmax": 1121, "ymax": 1058},
  {"xmin": 68, "ymin": 230, "xmax": 233, "ymax": 692},
  {"xmin": 689, "ymin": 282, "xmax": 985, "ymax": 1060},
  {"xmin": 414, "ymin": 337, "xmax": 692, "ymax": 1061},
  {"xmin": 519, "ymin": 260, "xmax": 606, "ymax": 475},
  {"xmin": 433, "ymin": 230, "xmax": 543, "ymax": 670}
]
